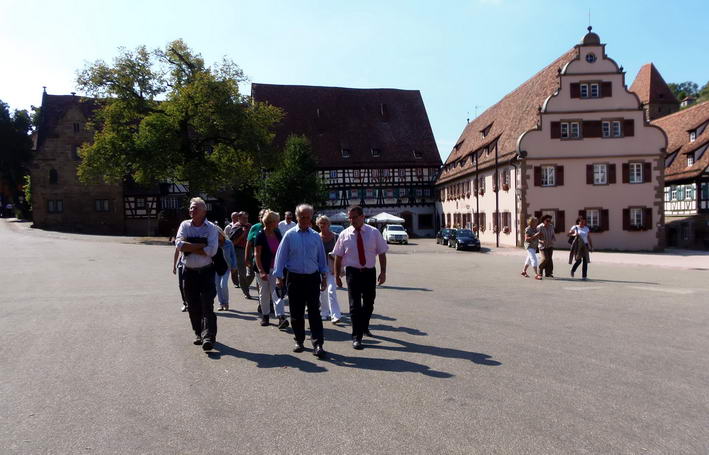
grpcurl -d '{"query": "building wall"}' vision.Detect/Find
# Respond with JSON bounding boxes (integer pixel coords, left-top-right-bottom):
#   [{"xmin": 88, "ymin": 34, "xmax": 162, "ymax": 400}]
[
  {"xmin": 31, "ymin": 104, "xmax": 124, "ymax": 233},
  {"xmin": 321, "ymin": 204, "xmax": 436, "ymax": 238}
]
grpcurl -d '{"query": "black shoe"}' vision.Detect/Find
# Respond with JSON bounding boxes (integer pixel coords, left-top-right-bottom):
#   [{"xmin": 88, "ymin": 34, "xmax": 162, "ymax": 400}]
[
  {"xmin": 364, "ymin": 330, "xmax": 373, "ymax": 337},
  {"xmin": 352, "ymin": 340, "xmax": 363, "ymax": 350},
  {"xmin": 293, "ymin": 342, "xmax": 305, "ymax": 353},
  {"xmin": 256, "ymin": 304, "xmax": 262, "ymax": 314},
  {"xmin": 193, "ymin": 336, "xmax": 203, "ymax": 345},
  {"xmin": 181, "ymin": 304, "xmax": 188, "ymax": 312},
  {"xmin": 313, "ymin": 345, "xmax": 326, "ymax": 358},
  {"xmin": 260, "ymin": 316, "xmax": 269, "ymax": 327},
  {"xmin": 278, "ymin": 317, "xmax": 290, "ymax": 330},
  {"xmin": 202, "ymin": 340, "xmax": 214, "ymax": 351}
]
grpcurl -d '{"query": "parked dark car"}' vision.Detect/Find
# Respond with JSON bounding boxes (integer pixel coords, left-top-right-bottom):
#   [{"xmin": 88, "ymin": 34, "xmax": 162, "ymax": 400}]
[
  {"xmin": 448, "ymin": 229, "xmax": 481, "ymax": 251},
  {"xmin": 436, "ymin": 228, "xmax": 453, "ymax": 245}
]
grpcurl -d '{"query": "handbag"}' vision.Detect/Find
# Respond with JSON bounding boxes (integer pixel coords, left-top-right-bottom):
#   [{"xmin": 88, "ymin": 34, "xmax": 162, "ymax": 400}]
[{"xmin": 213, "ymin": 247, "xmax": 229, "ymax": 276}]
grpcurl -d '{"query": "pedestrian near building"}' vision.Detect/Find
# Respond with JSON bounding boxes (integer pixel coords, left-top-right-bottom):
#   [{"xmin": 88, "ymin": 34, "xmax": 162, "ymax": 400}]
[
  {"xmin": 569, "ymin": 216, "xmax": 593, "ymax": 280},
  {"xmin": 224, "ymin": 212, "xmax": 240, "ymax": 287},
  {"xmin": 278, "ymin": 211, "xmax": 297, "ymax": 236},
  {"xmin": 175, "ymin": 197, "xmax": 220, "ymax": 351},
  {"xmin": 230, "ymin": 212, "xmax": 253, "ymax": 299},
  {"xmin": 215, "ymin": 226, "xmax": 237, "ymax": 311},
  {"xmin": 521, "ymin": 217, "xmax": 542, "ymax": 280},
  {"xmin": 333, "ymin": 206, "xmax": 388, "ymax": 350},
  {"xmin": 273, "ymin": 204, "xmax": 329, "ymax": 358},
  {"xmin": 537, "ymin": 215, "xmax": 556, "ymax": 278},
  {"xmin": 316, "ymin": 215, "xmax": 342, "ymax": 324},
  {"xmin": 254, "ymin": 210, "xmax": 289, "ymax": 329},
  {"xmin": 245, "ymin": 208, "xmax": 268, "ymax": 312},
  {"xmin": 172, "ymin": 248, "xmax": 187, "ymax": 312}
]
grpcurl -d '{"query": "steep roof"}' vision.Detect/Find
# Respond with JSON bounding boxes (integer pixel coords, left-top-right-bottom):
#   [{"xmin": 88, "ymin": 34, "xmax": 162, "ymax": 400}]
[
  {"xmin": 629, "ymin": 63, "xmax": 678, "ymax": 106},
  {"xmin": 437, "ymin": 48, "xmax": 576, "ymax": 185},
  {"xmin": 251, "ymin": 83, "xmax": 440, "ymax": 169},
  {"xmin": 36, "ymin": 93, "xmax": 100, "ymax": 148},
  {"xmin": 654, "ymin": 100, "xmax": 709, "ymax": 182}
]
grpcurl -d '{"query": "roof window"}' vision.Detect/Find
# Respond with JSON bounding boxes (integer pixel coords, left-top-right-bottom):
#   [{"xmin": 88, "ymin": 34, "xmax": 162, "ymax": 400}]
[
  {"xmin": 481, "ymin": 123, "xmax": 493, "ymax": 138},
  {"xmin": 341, "ymin": 148, "xmax": 351, "ymax": 158},
  {"xmin": 371, "ymin": 148, "xmax": 382, "ymax": 158},
  {"xmin": 413, "ymin": 150, "xmax": 423, "ymax": 159}
]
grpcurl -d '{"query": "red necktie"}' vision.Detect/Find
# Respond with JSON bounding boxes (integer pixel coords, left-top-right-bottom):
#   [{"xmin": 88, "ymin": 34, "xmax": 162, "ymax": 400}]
[{"xmin": 356, "ymin": 227, "xmax": 366, "ymax": 266}]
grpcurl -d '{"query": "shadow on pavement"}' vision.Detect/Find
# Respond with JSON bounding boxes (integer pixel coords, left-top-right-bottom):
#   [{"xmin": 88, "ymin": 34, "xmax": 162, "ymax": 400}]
[
  {"xmin": 553, "ymin": 277, "xmax": 659, "ymax": 285},
  {"xmin": 327, "ymin": 352, "xmax": 452, "ymax": 378},
  {"xmin": 368, "ymin": 324, "xmax": 428, "ymax": 336},
  {"xmin": 215, "ymin": 310, "xmax": 258, "ymax": 321},
  {"xmin": 367, "ymin": 333, "xmax": 502, "ymax": 367},
  {"xmin": 378, "ymin": 285, "xmax": 433, "ymax": 292},
  {"xmin": 208, "ymin": 342, "xmax": 328, "ymax": 373},
  {"xmin": 369, "ymin": 313, "xmax": 396, "ymax": 321}
]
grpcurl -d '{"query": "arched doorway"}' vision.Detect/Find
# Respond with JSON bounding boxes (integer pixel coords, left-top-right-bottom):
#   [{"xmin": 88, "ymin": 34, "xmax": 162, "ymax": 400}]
[{"xmin": 400, "ymin": 211, "xmax": 414, "ymax": 237}]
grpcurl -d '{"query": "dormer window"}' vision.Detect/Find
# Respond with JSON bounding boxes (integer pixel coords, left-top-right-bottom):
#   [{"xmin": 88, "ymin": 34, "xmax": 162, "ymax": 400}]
[
  {"xmin": 316, "ymin": 108, "xmax": 321, "ymax": 119},
  {"xmin": 371, "ymin": 148, "xmax": 381, "ymax": 158},
  {"xmin": 480, "ymin": 123, "xmax": 493, "ymax": 138},
  {"xmin": 590, "ymin": 83, "xmax": 600, "ymax": 98},
  {"xmin": 690, "ymin": 131, "xmax": 696, "ymax": 142},
  {"xmin": 580, "ymin": 84, "xmax": 589, "ymax": 98},
  {"xmin": 379, "ymin": 103, "xmax": 388, "ymax": 121},
  {"xmin": 687, "ymin": 155, "xmax": 694, "ymax": 167},
  {"xmin": 341, "ymin": 148, "xmax": 351, "ymax": 158},
  {"xmin": 412, "ymin": 150, "xmax": 423, "ymax": 159}
]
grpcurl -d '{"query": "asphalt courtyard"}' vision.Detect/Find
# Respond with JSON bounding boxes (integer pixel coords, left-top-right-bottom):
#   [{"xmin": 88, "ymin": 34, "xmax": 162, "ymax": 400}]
[{"xmin": 1, "ymin": 219, "xmax": 708, "ymax": 454}]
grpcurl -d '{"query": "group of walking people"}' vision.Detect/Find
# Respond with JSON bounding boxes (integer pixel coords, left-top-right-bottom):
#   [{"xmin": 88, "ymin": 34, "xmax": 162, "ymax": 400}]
[
  {"xmin": 521, "ymin": 214, "xmax": 593, "ymax": 280},
  {"xmin": 173, "ymin": 198, "xmax": 388, "ymax": 358}
]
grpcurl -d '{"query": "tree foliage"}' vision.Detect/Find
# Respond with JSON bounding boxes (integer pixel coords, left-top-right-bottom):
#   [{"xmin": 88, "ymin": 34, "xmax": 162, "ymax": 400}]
[
  {"xmin": 0, "ymin": 100, "xmax": 33, "ymax": 199},
  {"xmin": 75, "ymin": 40, "xmax": 283, "ymax": 195},
  {"xmin": 668, "ymin": 81, "xmax": 699, "ymax": 101},
  {"xmin": 256, "ymin": 135, "xmax": 326, "ymax": 215}
]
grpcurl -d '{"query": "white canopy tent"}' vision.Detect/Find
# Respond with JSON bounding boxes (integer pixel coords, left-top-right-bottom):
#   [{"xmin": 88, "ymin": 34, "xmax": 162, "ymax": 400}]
[
  {"xmin": 328, "ymin": 211, "xmax": 349, "ymax": 223},
  {"xmin": 369, "ymin": 212, "xmax": 405, "ymax": 224}
]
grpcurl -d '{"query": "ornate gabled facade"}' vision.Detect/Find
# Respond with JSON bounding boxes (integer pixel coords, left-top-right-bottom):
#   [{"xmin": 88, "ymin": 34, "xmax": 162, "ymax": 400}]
[
  {"xmin": 436, "ymin": 28, "xmax": 667, "ymax": 251},
  {"xmin": 654, "ymin": 101, "xmax": 709, "ymax": 248},
  {"xmin": 629, "ymin": 63, "xmax": 680, "ymax": 121},
  {"xmin": 251, "ymin": 83, "xmax": 441, "ymax": 236}
]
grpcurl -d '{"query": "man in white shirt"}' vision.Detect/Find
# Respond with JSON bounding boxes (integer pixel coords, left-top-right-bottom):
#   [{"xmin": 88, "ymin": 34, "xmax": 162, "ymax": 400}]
[
  {"xmin": 278, "ymin": 211, "xmax": 296, "ymax": 236},
  {"xmin": 175, "ymin": 197, "xmax": 220, "ymax": 351}
]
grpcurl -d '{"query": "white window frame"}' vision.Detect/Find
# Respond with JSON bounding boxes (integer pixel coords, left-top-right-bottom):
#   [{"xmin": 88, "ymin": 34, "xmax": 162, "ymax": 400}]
[
  {"xmin": 329, "ymin": 170, "xmax": 338, "ymax": 179},
  {"xmin": 687, "ymin": 155, "xmax": 694, "ymax": 166},
  {"xmin": 593, "ymin": 163, "xmax": 608, "ymax": 185},
  {"xmin": 560, "ymin": 122, "xmax": 569, "ymax": 138},
  {"xmin": 602, "ymin": 121, "xmax": 611, "ymax": 138},
  {"xmin": 580, "ymin": 83, "xmax": 589, "ymax": 98},
  {"xmin": 690, "ymin": 131, "xmax": 696, "ymax": 142},
  {"xmin": 629, "ymin": 163, "xmax": 643, "ymax": 184},
  {"xmin": 671, "ymin": 186, "xmax": 677, "ymax": 200},
  {"xmin": 541, "ymin": 166, "xmax": 556, "ymax": 187},
  {"xmin": 586, "ymin": 209, "xmax": 600, "ymax": 228},
  {"xmin": 570, "ymin": 122, "xmax": 580, "ymax": 138},
  {"xmin": 371, "ymin": 148, "xmax": 382, "ymax": 158},
  {"xmin": 612, "ymin": 121, "xmax": 622, "ymax": 137},
  {"xmin": 590, "ymin": 83, "xmax": 600, "ymax": 98},
  {"xmin": 630, "ymin": 208, "xmax": 643, "ymax": 228},
  {"xmin": 686, "ymin": 185, "xmax": 695, "ymax": 200}
]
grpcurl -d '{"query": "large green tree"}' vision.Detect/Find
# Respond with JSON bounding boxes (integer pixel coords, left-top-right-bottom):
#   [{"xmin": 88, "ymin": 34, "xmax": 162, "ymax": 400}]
[
  {"xmin": 75, "ymin": 40, "xmax": 282, "ymax": 195},
  {"xmin": 257, "ymin": 135, "xmax": 326, "ymax": 215},
  {"xmin": 0, "ymin": 100, "xmax": 33, "ymax": 201},
  {"xmin": 668, "ymin": 81, "xmax": 699, "ymax": 101}
]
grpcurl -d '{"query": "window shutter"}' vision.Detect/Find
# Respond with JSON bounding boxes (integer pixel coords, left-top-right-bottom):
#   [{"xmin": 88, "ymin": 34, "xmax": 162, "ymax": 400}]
[
  {"xmin": 570, "ymin": 83, "xmax": 580, "ymax": 98},
  {"xmin": 578, "ymin": 209, "xmax": 586, "ymax": 220},
  {"xmin": 534, "ymin": 166, "xmax": 542, "ymax": 186},
  {"xmin": 622, "ymin": 208, "xmax": 630, "ymax": 230},
  {"xmin": 555, "ymin": 210, "xmax": 565, "ymax": 233},
  {"xmin": 622, "ymin": 163, "xmax": 629, "ymax": 183},
  {"xmin": 643, "ymin": 208, "xmax": 653, "ymax": 230},
  {"xmin": 623, "ymin": 119, "xmax": 635, "ymax": 137},
  {"xmin": 550, "ymin": 122, "xmax": 561, "ymax": 139},
  {"xmin": 586, "ymin": 165, "xmax": 594, "ymax": 184},
  {"xmin": 601, "ymin": 81, "xmax": 612, "ymax": 97},
  {"xmin": 600, "ymin": 209, "xmax": 609, "ymax": 232},
  {"xmin": 643, "ymin": 162, "xmax": 652, "ymax": 183},
  {"xmin": 556, "ymin": 166, "xmax": 564, "ymax": 186},
  {"xmin": 583, "ymin": 120, "xmax": 602, "ymax": 138},
  {"xmin": 609, "ymin": 164, "xmax": 617, "ymax": 184}
]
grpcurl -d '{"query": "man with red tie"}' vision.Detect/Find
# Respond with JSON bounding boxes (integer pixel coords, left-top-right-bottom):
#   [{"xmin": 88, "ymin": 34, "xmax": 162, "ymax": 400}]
[{"xmin": 333, "ymin": 206, "xmax": 388, "ymax": 350}]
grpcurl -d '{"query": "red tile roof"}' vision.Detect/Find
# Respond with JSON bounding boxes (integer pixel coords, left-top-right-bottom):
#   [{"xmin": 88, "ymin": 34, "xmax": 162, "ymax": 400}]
[
  {"xmin": 437, "ymin": 48, "xmax": 577, "ymax": 184},
  {"xmin": 653, "ymin": 101, "xmax": 709, "ymax": 182},
  {"xmin": 251, "ymin": 83, "xmax": 441, "ymax": 169},
  {"xmin": 37, "ymin": 93, "xmax": 100, "ymax": 148},
  {"xmin": 629, "ymin": 63, "xmax": 678, "ymax": 106}
]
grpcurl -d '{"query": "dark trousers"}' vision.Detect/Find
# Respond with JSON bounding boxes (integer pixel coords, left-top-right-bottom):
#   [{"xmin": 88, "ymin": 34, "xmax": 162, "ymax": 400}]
[
  {"xmin": 539, "ymin": 247, "xmax": 554, "ymax": 277},
  {"xmin": 571, "ymin": 257, "xmax": 588, "ymax": 278},
  {"xmin": 177, "ymin": 263, "xmax": 187, "ymax": 306},
  {"xmin": 345, "ymin": 267, "xmax": 376, "ymax": 341},
  {"xmin": 287, "ymin": 272, "xmax": 323, "ymax": 347},
  {"xmin": 234, "ymin": 246, "xmax": 255, "ymax": 294},
  {"xmin": 184, "ymin": 265, "xmax": 218, "ymax": 341}
]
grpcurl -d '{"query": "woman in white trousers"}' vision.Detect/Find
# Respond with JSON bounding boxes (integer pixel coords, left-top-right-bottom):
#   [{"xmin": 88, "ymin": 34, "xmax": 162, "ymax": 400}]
[
  {"xmin": 316, "ymin": 216, "xmax": 342, "ymax": 323},
  {"xmin": 521, "ymin": 216, "xmax": 543, "ymax": 280}
]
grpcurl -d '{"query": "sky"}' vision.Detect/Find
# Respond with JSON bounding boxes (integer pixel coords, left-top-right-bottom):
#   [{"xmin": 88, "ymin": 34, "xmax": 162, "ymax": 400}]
[{"xmin": 1, "ymin": 0, "xmax": 707, "ymax": 163}]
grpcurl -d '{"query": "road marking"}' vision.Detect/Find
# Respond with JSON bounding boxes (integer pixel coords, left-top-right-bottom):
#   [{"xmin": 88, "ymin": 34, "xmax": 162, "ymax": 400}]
[{"xmin": 626, "ymin": 286, "xmax": 694, "ymax": 295}]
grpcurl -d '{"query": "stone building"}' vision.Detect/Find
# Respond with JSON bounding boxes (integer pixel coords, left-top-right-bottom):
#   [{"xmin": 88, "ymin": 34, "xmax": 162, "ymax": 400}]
[
  {"xmin": 251, "ymin": 83, "xmax": 441, "ymax": 236},
  {"xmin": 629, "ymin": 63, "xmax": 680, "ymax": 121},
  {"xmin": 436, "ymin": 28, "xmax": 667, "ymax": 251},
  {"xmin": 655, "ymin": 101, "xmax": 709, "ymax": 249}
]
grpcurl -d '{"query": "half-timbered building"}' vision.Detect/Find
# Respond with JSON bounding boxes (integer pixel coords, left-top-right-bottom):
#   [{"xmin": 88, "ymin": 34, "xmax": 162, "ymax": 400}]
[
  {"xmin": 654, "ymin": 101, "xmax": 709, "ymax": 249},
  {"xmin": 251, "ymin": 83, "xmax": 441, "ymax": 236},
  {"xmin": 436, "ymin": 28, "xmax": 667, "ymax": 251}
]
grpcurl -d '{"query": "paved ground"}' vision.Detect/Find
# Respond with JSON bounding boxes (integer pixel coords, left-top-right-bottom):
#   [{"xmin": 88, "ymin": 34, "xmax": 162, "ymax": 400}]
[{"xmin": 1, "ymin": 219, "xmax": 708, "ymax": 454}]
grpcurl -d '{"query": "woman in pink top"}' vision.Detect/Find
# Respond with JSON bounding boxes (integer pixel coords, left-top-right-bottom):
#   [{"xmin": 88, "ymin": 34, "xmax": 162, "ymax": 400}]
[{"xmin": 254, "ymin": 211, "xmax": 289, "ymax": 329}]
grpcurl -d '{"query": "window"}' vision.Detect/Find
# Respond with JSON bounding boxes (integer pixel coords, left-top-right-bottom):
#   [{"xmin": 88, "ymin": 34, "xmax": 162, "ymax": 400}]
[
  {"xmin": 687, "ymin": 155, "xmax": 694, "ymax": 167},
  {"xmin": 580, "ymin": 84, "xmax": 589, "ymax": 98},
  {"xmin": 423, "ymin": 188, "xmax": 431, "ymax": 197},
  {"xmin": 398, "ymin": 168, "xmax": 406, "ymax": 178},
  {"xmin": 570, "ymin": 122, "xmax": 580, "ymax": 138},
  {"xmin": 412, "ymin": 150, "xmax": 423, "ymax": 159},
  {"xmin": 415, "ymin": 189, "xmax": 423, "ymax": 197},
  {"xmin": 341, "ymin": 148, "xmax": 351, "ymax": 158},
  {"xmin": 73, "ymin": 123, "xmax": 80, "ymax": 133},
  {"xmin": 630, "ymin": 208, "xmax": 643, "ymax": 228},
  {"xmin": 586, "ymin": 209, "xmax": 600, "ymax": 229},
  {"xmin": 629, "ymin": 163, "xmax": 643, "ymax": 184},
  {"xmin": 686, "ymin": 185, "xmax": 695, "ymax": 200},
  {"xmin": 593, "ymin": 164, "xmax": 607, "ymax": 185},
  {"xmin": 416, "ymin": 168, "xmax": 424, "ymax": 179},
  {"xmin": 329, "ymin": 170, "xmax": 338, "ymax": 179},
  {"xmin": 48, "ymin": 199, "xmax": 64, "ymax": 213},
  {"xmin": 612, "ymin": 121, "xmax": 622, "ymax": 137},
  {"xmin": 353, "ymin": 169, "xmax": 360, "ymax": 178},
  {"xmin": 95, "ymin": 199, "xmax": 109, "ymax": 212},
  {"xmin": 329, "ymin": 191, "xmax": 338, "ymax": 200},
  {"xmin": 690, "ymin": 131, "xmax": 696, "ymax": 142},
  {"xmin": 671, "ymin": 186, "xmax": 678, "ymax": 200},
  {"xmin": 350, "ymin": 189, "xmax": 359, "ymax": 199},
  {"xmin": 135, "ymin": 198, "xmax": 146, "ymax": 209},
  {"xmin": 541, "ymin": 166, "xmax": 556, "ymax": 187},
  {"xmin": 602, "ymin": 121, "xmax": 611, "ymax": 137},
  {"xmin": 365, "ymin": 189, "xmax": 374, "ymax": 198},
  {"xmin": 372, "ymin": 169, "xmax": 380, "ymax": 179},
  {"xmin": 371, "ymin": 148, "xmax": 381, "ymax": 158},
  {"xmin": 71, "ymin": 145, "xmax": 80, "ymax": 160},
  {"xmin": 677, "ymin": 185, "xmax": 685, "ymax": 200},
  {"xmin": 49, "ymin": 169, "xmax": 59, "ymax": 184},
  {"xmin": 561, "ymin": 123, "xmax": 569, "ymax": 138},
  {"xmin": 590, "ymin": 83, "xmax": 599, "ymax": 98}
]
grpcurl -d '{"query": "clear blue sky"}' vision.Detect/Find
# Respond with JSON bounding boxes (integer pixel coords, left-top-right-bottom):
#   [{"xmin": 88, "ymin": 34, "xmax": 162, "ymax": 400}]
[{"xmin": 2, "ymin": 0, "xmax": 706, "ymax": 162}]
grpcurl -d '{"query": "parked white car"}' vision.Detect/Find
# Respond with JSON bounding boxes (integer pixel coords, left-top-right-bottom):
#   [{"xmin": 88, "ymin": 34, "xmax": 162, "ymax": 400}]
[{"xmin": 382, "ymin": 224, "xmax": 409, "ymax": 244}]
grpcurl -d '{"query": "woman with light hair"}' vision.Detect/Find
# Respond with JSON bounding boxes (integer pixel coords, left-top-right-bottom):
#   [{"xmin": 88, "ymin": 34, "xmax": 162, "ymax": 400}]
[
  {"xmin": 316, "ymin": 215, "xmax": 342, "ymax": 324},
  {"xmin": 254, "ymin": 210, "xmax": 289, "ymax": 329},
  {"xmin": 521, "ymin": 216, "xmax": 542, "ymax": 280}
]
